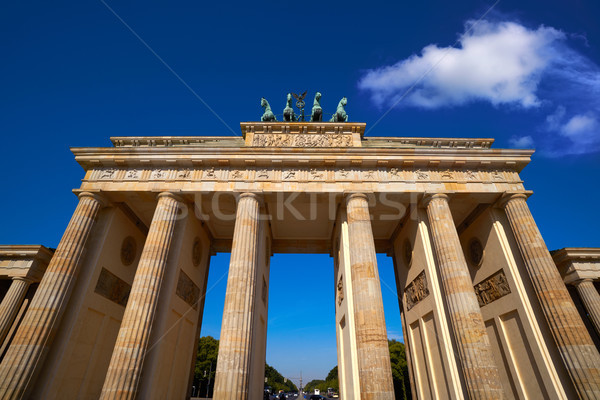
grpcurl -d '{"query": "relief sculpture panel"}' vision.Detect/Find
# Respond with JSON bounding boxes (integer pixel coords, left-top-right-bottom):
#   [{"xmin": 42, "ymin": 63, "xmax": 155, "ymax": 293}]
[
  {"xmin": 474, "ymin": 269, "xmax": 511, "ymax": 307},
  {"xmin": 94, "ymin": 268, "xmax": 131, "ymax": 307},
  {"xmin": 176, "ymin": 270, "xmax": 201, "ymax": 310},
  {"xmin": 252, "ymin": 133, "xmax": 353, "ymax": 147},
  {"xmin": 405, "ymin": 270, "xmax": 430, "ymax": 311}
]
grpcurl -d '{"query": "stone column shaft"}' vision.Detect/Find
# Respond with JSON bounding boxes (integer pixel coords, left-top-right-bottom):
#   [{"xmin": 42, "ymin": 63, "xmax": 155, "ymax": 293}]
[
  {"xmin": 425, "ymin": 194, "xmax": 505, "ymax": 399},
  {"xmin": 0, "ymin": 277, "xmax": 32, "ymax": 347},
  {"xmin": 346, "ymin": 193, "xmax": 394, "ymax": 400},
  {"xmin": 0, "ymin": 192, "xmax": 104, "ymax": 399},
  {"xmin": 502, "ymin": 194, "xmax": 600, "ymax": 399},
  {"xmin": 100, "ymin": 192, "xmax": 184, "ymax": 400},
  {"xmin": 213, "ymin": 193, "xmax": 262, "ymax": 400},
  {"xmin": 576, "ymin": 280, "xmax": 600, "ymax": 338}
]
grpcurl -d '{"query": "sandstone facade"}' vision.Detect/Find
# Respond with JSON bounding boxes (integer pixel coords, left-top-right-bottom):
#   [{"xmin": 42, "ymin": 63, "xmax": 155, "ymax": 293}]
[{"xmin": 0, "ymin": 122, "xmax": 597, "ymax": 399}]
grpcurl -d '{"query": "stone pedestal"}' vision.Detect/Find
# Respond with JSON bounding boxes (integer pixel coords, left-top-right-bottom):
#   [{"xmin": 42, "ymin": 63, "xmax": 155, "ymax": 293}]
[
  {"xmin": 501, "ymin": 193, "xmax": 600, "ymax": 399},
  {"xmin": 425, "ymin": 194, "xmax": 505, "ymax": 399},
  {"xmin": 0, "ymin": 277, "xmax": 32, "ymax": 347},
  {"xmin": 213, "ymin": 193, "xmax": 263, "ymax": 399},
  {"xmin": 0, "ymin": 192, "xmax": 105, "ymax": 399},
  {"xmin": 575, "ymin": 280, "xmax": 600, "ymax": 338},
  {"xmin": 346, "ymin": 193, "xmax": 395, "ymax": 400},
  {"xmin": 100, "ymin": 192, "xmax": 185, "ymax": 400}
]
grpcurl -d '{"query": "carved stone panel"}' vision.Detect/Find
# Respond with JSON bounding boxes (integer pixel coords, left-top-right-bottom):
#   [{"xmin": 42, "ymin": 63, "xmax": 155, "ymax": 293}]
[
  {"xmin": 176, "ymin": 270, "xmax": 201, "ymax": 310},
  {"xmin": 150, "ymin": 169, "xmax": 167, "ymax": 180},
  {"xmin": 124, "ymin": 169, "xmax": 141, "ymax": 180},
  {"xmin": 99, "ymin": 168, "xmax": 116, "ymax": 180},
  {"xmin": 474, "ymin": 269, "xmax": 511, "ymax": 307},
  {"xmin": 94, "ymin": 268, "xmax": 131, "ymax": 307},
  {"xmin": 177, "ymin": 169, "xmax": 191, "ymax": 179},
  {"xmin": 337, "ymin": 275, "xmax": 344, "ymax": 306},
  {"xmin": 251, "ymin": 133, "xmax": 353, "ymax": 147},
  {"xmin": 405, "ymin": 270, "xmax": 430, "ymax": 311}
]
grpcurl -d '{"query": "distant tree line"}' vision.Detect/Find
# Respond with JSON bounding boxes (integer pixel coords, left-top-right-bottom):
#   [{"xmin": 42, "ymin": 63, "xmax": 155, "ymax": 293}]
[
  {"xmin": 303, "ymin": 340, "xmax": 411, "ymax": 400},
  {"xmin": 193, "ymin": 336, "xmax": 297, "ymax": 396},
  {"xmin": 193, "ymin": 337, "xmax": 410, "ymax": 399},
  {"xmin": 265, "ymin": 363, "xmax": 298, "ymax": 393}
]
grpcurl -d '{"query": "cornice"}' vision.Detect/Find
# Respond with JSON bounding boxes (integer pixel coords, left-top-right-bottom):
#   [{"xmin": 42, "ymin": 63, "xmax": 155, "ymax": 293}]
[
  {"xmin": 71, "ymin": 146, "xmax": 532, "ymax": 172},
  {"xmin": 0, "ymin": 245, "xmax": 54, "ymax": 263},
  {"xmin": 552, "ymin": 247, "xmax": 600, "ymax": 268}
]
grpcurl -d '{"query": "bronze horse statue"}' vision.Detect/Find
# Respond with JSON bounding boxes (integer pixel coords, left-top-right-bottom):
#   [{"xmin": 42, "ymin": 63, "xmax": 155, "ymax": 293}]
[
  {"xmin": 310, "ymin": 92, "xmax": 322, "ymax": 122},
  {"xmin": 261, "ymin": 97, "xmax": 277, "ymax": 122},
  {"xmin": 283, "ymin": 93, "xmax": 297, "ymax": 122},
  {"xmin": 330, "ymin": 97, "xmax": 348, "ymax": 122}
]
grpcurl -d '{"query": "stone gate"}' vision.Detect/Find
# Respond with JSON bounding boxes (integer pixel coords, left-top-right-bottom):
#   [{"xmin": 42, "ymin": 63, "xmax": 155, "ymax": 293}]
[{"xmin": 0, "ymin": 121, "xmax": 599, "ymax": 399}]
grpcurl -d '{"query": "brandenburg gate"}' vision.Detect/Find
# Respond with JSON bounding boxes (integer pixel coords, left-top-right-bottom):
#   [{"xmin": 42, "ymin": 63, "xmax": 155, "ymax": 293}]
[{"xmin": 0, "ymin": 120, "xmax": 599, "ymax": 399}]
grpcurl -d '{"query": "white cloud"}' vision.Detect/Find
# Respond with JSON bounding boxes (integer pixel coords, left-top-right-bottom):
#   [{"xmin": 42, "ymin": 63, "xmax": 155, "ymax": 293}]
[
  {"xmin": 541, "ymin": 107, "xmax": 600, "ymax": 155},
  {"xmin": 359, "ymin": 20, "xmax": 564, "ymax": 108},
  {"xmin": 561, "ymin": 114, "xmax": 599, "ymax": 137},
  {"xmin": 557, "ymin": 113, "xmax": 600, "ymax": 154},
  {"xmin": 358, "ymin": 18, "xmax": 600, "ymax": 156},
  {"xmin": 509, "ymin": 135, "xmax": 535, "ymax": 148}
]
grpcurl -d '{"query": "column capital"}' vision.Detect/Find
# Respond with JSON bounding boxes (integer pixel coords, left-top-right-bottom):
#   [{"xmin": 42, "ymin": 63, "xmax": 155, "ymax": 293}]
[
  {"xmin": 496, "ymin": 191, "xmax": 532, "ymax": 209},
  {"xmin": 77, "ymin": 191, "xmax": 108, "ymax": 207},
  {"xmin": 156, "ymin": 191, "xmax": 184, "ymax": 203},
  {"xmin": 11, "ymin": 276, "xmax": 33, "ymax": 284},
  {"xmin": 239, "ymin": 192, "xmax": 263, "ymax": 201},
  {"xmin": 237, "ymin": 192, "xmax": 264, "ymax": 205},
  {"xmin": 421, "ymin": 192, "xmax": 450, "ymax": 208},
  {"xmin": 574, "ymin": 278, "xmax": 596, "ymax": 286},
  {"xmin": 344, "ymin": 192, "xmax": 369, "ymax": 204}
]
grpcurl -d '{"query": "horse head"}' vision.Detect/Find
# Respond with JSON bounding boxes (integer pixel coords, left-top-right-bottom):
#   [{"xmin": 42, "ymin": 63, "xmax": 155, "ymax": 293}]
[
  {"xmin": 261, "ymin": 97, "xmax": 268, "ymax": 108},
  {"xmin": 340, "ymin": 97, "xmax": 347, "ymax": 107},
  {"xmin": 286, "ymin": 93, "xmax": 293, "ymax": 107},
  {"xmin": 314, "ymin": 92, "xmax": 322, "ymax": 105}
]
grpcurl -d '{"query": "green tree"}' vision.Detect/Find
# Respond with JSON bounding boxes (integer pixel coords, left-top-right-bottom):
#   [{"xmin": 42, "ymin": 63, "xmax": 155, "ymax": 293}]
[
  {"xmin": 265, "ymin": 363, "xmax": 298, "ymax": 393},
  {"xmin": 193, "ymin": 336, "xmax": 219, "ymax": 397},
  {"xmin": 303, "ymin": 379, "xmax": 325, "ymax": 393},
  {"xmin": 318, "ymin": 342, "xmax": 410, "ymax": 399},
  {"xmin": 302, "ymin": 366, "xmax": 339, "ymax": 394},
  {"xmin": 389, "ymin": 339, "xmax": 411, "ymax": 400},
  {"xmin": 326, "ymin": 366, "xmax": 338, "ymax": 382}
]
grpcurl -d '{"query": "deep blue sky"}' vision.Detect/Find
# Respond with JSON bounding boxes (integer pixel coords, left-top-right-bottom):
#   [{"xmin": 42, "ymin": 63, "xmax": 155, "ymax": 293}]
[{"xmin": 1, "ymin": 0, "xmax": 599, "ymax": 384}]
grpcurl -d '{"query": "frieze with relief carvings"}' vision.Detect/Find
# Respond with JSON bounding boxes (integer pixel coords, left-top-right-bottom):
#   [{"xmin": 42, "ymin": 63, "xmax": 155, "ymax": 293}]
[{"xmin": 89, "ymin": 166, "xmax": 519, "ymax": 183}]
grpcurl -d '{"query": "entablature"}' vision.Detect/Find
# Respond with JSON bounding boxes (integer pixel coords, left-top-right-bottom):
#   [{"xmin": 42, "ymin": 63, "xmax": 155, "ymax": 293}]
[{"xmin": 72, "ymin": 146, "xmax": 532, "ymax": 172}]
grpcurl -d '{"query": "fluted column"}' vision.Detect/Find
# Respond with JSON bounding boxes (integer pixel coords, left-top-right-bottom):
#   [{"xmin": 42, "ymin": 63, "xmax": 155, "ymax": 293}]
[
  {"xmin": 100, "ymin": 192, "xmax": 185, "ymax": 400},
  {"xmin": 0, "ymin": 277, "xmax": 32, "ymax": 347},
  {"xmin": 0, "ymin": 191, "xmax": 105, "ymax": 399},
  {"xmin": 213, "ymin": 193, "xmax": 262, "ymax": 400},
  {"xmin": 346, "ymin": 193, "xmax": 394, "ymax": 400},
  {"xmin": 575, "ymin": 280, "xmax": 600, "ymax": 338},
  {"xmin": 501, "ymin": 193, "xmax": 600, "ymax": 399},
  {"xmin": 425, "ymin": 194, "xmax": 505, "ymax": 399}
]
